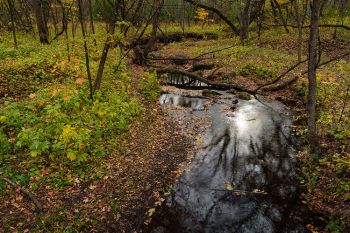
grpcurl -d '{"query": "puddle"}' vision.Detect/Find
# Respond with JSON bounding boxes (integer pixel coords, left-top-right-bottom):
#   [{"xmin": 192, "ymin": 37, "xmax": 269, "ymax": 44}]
[{"xmin": 146, "ymin": 90, "xmax": 315, "ymax": 233}]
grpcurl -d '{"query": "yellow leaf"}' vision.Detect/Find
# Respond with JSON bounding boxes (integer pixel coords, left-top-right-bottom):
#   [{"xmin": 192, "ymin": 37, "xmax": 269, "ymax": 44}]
[
  {"xmin": 0, "ymin": 116, "xmax": 6, "ymax": 123},
  {"xmin": 225, "ymin": 181, "xmax": 234, "ymax": 191},
  {"xmin": 147, "ymin": 208, "xmax": 155, "ymax": 217},
  {"xmin": 67, "ymin": 151, "xmax": 76, "ymax": 161},
  {"xmin": 30, "ymin": 151, "xmax": 38, "ymax": 157}
]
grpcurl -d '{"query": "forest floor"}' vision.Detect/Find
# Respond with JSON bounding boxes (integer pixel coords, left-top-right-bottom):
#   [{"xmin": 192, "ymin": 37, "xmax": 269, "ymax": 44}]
[
  {"xmin": 0, "ymin": 61, "xmax": 192, "ymax": 232},
  {"xmin": 0, "ymin": 24, "xmax": 350, "ymax": 232}
]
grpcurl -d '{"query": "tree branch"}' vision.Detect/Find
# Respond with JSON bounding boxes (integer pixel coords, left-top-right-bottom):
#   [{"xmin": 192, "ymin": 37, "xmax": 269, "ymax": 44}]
[
  {"xmin": 3, "ymin": 178, "xmax": 43, "ymax": 211},
  {"xmin": 184, "ymin": 0, "xmax": 239, "ymax": 35}
]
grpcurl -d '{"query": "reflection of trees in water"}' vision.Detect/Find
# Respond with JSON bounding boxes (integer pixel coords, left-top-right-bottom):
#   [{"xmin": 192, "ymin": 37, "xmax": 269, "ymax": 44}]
[
  {"xmin": 160, "ymin": 94, "xmax": 207, "ymax": 109},
  {"xmin": 148, "ymin": 100, "xmax": 310, "ymax": 233},
  {"xmin": 165, "ymin": 73, "xmax": 208, "ymax": 87},
  {"xmin": 201, "ymin": 115, "xmax": 295, "ymax": 199}
]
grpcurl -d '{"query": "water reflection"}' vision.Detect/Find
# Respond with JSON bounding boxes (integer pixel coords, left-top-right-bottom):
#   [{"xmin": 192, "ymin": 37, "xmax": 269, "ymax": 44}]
[
  {"xmin": 163, "ymin": 73, "xmax": 209, "ymax": 88},
  {"xmin": 147, "ymin": 95, "xmax": 313, "ymax": 233},
  {"xmin": 160, "ymin": 93, "xmax": 207, "ymax": 110}
]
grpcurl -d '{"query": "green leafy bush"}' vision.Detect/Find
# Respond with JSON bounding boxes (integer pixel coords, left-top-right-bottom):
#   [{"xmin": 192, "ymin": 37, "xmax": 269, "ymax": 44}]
[
  {"xmin": 240, "ymin": 64, "xmax": 275, "ymax": 79},
  {"xmin": 139, "ymin": 71, "xmax": 161, "ymax": 102},
  {"xmin": 0, "ymin": 80, "xmax": 142, "ymax": 185}
]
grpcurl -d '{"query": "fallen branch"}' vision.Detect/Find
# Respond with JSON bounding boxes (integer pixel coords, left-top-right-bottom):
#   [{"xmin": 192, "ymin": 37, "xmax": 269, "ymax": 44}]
[
  {"xmin": 156, "ymin": 67, "xmax": 255, "ymax": 94},
  {"xmin": 184, "ymin": 0, "xmax": 239, "ymax": 35},
  {"xmin": 3, "ymin": 177, "xmax": 43, "ymax": 211},
  {"xmin": 254, "ymin": 58, "xmax": 308, "ymax": 92}
]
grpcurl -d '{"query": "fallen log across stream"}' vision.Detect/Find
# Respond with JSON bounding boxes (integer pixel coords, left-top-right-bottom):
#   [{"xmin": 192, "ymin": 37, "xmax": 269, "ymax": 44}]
[{"xmin": 155, "ymin": 68, "xmax": 255, "ymax": 94}]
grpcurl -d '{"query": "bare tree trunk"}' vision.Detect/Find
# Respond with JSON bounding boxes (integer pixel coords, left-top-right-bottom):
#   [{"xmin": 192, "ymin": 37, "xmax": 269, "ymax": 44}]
[
  {"xmin": 88, "ymin": 0, "xmax": 95, "ymax": 34},
  {"xmin": 7, "ymin": 0, "xmax": 18, "ymax": 49},
  {"xmin": 72, "ymin": 14, "xmax": 76, "ymax": 39},
  {"xmin": 78, "ymin": 0, "xmax": 93, "ymax": 98},
  {"xmin": 133, "ymin": 0, "xmax": 164, "ymax": 65},
  {"xmin": 94, "ymin": 34, "xmax": 114, "ymax": 91},
  {"xmin": 272, "ymin": 0, "xmax": 290, "ymax": 33},
  {"xmin": 293, "ymin": 0, "xmax": 303, "ymax": 62},
  {"xmin": 307, "ymin": 0, "xmax": 323, "ymax": 154},
  {"xmin": 93, "ymin": 6, "xmax": 118, "ymax": 91},
  {"xmin": 333, "ymin": 0, "xmax": 346, "ymax": 39},
  {"xmin": 240, "ymin": 0, "xmax": 252, "ymax": 44},
  {"xmin": 32, "ymin": 0, "xmax": 50, "ymax": 44}
]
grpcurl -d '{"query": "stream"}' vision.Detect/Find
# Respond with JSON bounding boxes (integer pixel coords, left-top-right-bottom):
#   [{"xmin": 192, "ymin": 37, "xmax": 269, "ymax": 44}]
[{"xmin": 147, "ymin": 74, "xmax": 315, "ymax": 233}]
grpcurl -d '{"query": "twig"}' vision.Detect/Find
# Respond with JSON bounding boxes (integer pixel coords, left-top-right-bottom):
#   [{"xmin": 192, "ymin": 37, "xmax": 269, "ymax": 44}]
[
  {"xmin": 254, "ymin": 58, "xmax": 308, "ymax": 93},
  {"xmin": 3, "ymin": 177, "xmax": 43, "ymax": 211},
  {"xmin": 257, "ymin": 50, "xmax": 350, "ymax": 92}
]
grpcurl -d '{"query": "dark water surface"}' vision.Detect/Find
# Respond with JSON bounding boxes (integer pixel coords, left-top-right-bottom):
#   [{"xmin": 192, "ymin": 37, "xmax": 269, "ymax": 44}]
[{"xmin": 148, "ymin": 86, "xmax": 314, "ymax": 233}]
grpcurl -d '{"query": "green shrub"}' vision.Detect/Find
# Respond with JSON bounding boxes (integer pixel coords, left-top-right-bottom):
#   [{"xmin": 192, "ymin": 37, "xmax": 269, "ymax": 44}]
[
  {"xmin": 0, "ymin": 80, "xmax": 142, "ymax": 186},
  {"xmin": 139, "ymin": 71, "xmax": 161, "ymax": 102},
  {"xmin": 240, "ymin": 64, "xmax": 275, "ymax": 79}
]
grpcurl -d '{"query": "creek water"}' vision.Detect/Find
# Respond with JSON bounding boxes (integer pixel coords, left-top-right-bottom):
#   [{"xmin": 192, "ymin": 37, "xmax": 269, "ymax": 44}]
[{"xmin": 147, "ymin": 75, "xmax": 314, "ymax": 233}]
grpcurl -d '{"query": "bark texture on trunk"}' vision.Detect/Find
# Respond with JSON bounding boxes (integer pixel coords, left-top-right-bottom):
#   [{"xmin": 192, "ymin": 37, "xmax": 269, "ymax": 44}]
[
  {"xmin": 307, "ymin": 0, "xmax": 323, "ymax": 154},
  {"xmin": 32, "ymin": 0, "xmax": 49, "ymax": 44},
  {"xmin": 7, "ymin": 0, "xmax": 18, "ymax": 49}
]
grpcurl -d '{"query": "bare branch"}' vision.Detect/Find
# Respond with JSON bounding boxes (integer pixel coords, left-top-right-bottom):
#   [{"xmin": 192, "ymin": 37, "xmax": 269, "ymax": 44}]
[{"xmin": 3, "ymin": 178, "xmax": 43, "ymax": 211}]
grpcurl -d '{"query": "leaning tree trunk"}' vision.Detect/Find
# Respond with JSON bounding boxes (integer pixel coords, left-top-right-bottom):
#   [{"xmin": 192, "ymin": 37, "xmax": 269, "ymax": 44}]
[
  {"xmin": 32, "ymin": 0, "xmax": 50, "ymax": 44},
  {"xmin": 307, "ymin": 0, "xmax": 323, "ymax": 154}
]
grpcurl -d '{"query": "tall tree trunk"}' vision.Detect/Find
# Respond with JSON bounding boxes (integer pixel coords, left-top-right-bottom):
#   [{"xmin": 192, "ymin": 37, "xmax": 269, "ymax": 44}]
[
  {"xmin": 240, "ymin": 0, "xmax": 251, "ymax": 44},
  {"xmin": 93, "ymin": 5, "xmax": 119, "ymax": 91},
  {"xmin": 272, "ymin": 0, "xmax": 290, "ymax": 33},
  {"xmin": 87, "ymin": 0, "xmax": 97, "ymax": 47},
  {"xmin": 78, "ymin": 0, "xmax": 93, "ymax": 98},
  {"xmin": 7, "ymin": 0, "xmax": 18, "ymax": 49},
  {"xmin": 32, "ymin": 0, "xmax": 49, "ymax": 44},
  {"xmin": 88, "ymin": 0, "xmax": 95, "ymax": 34},
  {"xmin": 333, "ymin": 0, "xmax": 346, "ymax": 39},
  {"xmin": 307, "ymin": 0, "xmax": 323, "ymax": 154},
  {"xmin": 133, "ymin": 0, "xmax": 164, "ymax": 65},
  {"xmin": 293, "ymin": 0, "xmax": 303, "ymax": 62}
]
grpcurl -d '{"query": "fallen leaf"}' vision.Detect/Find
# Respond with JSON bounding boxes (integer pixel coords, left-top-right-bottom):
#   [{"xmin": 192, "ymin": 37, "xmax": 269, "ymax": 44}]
[
  {"xmin": 29, "ymin": 93, "xmax": 36, "ymax": 99},
  {"xmin": 76, "ymin": 77, "xmax": 86, "ymax": 85}
]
